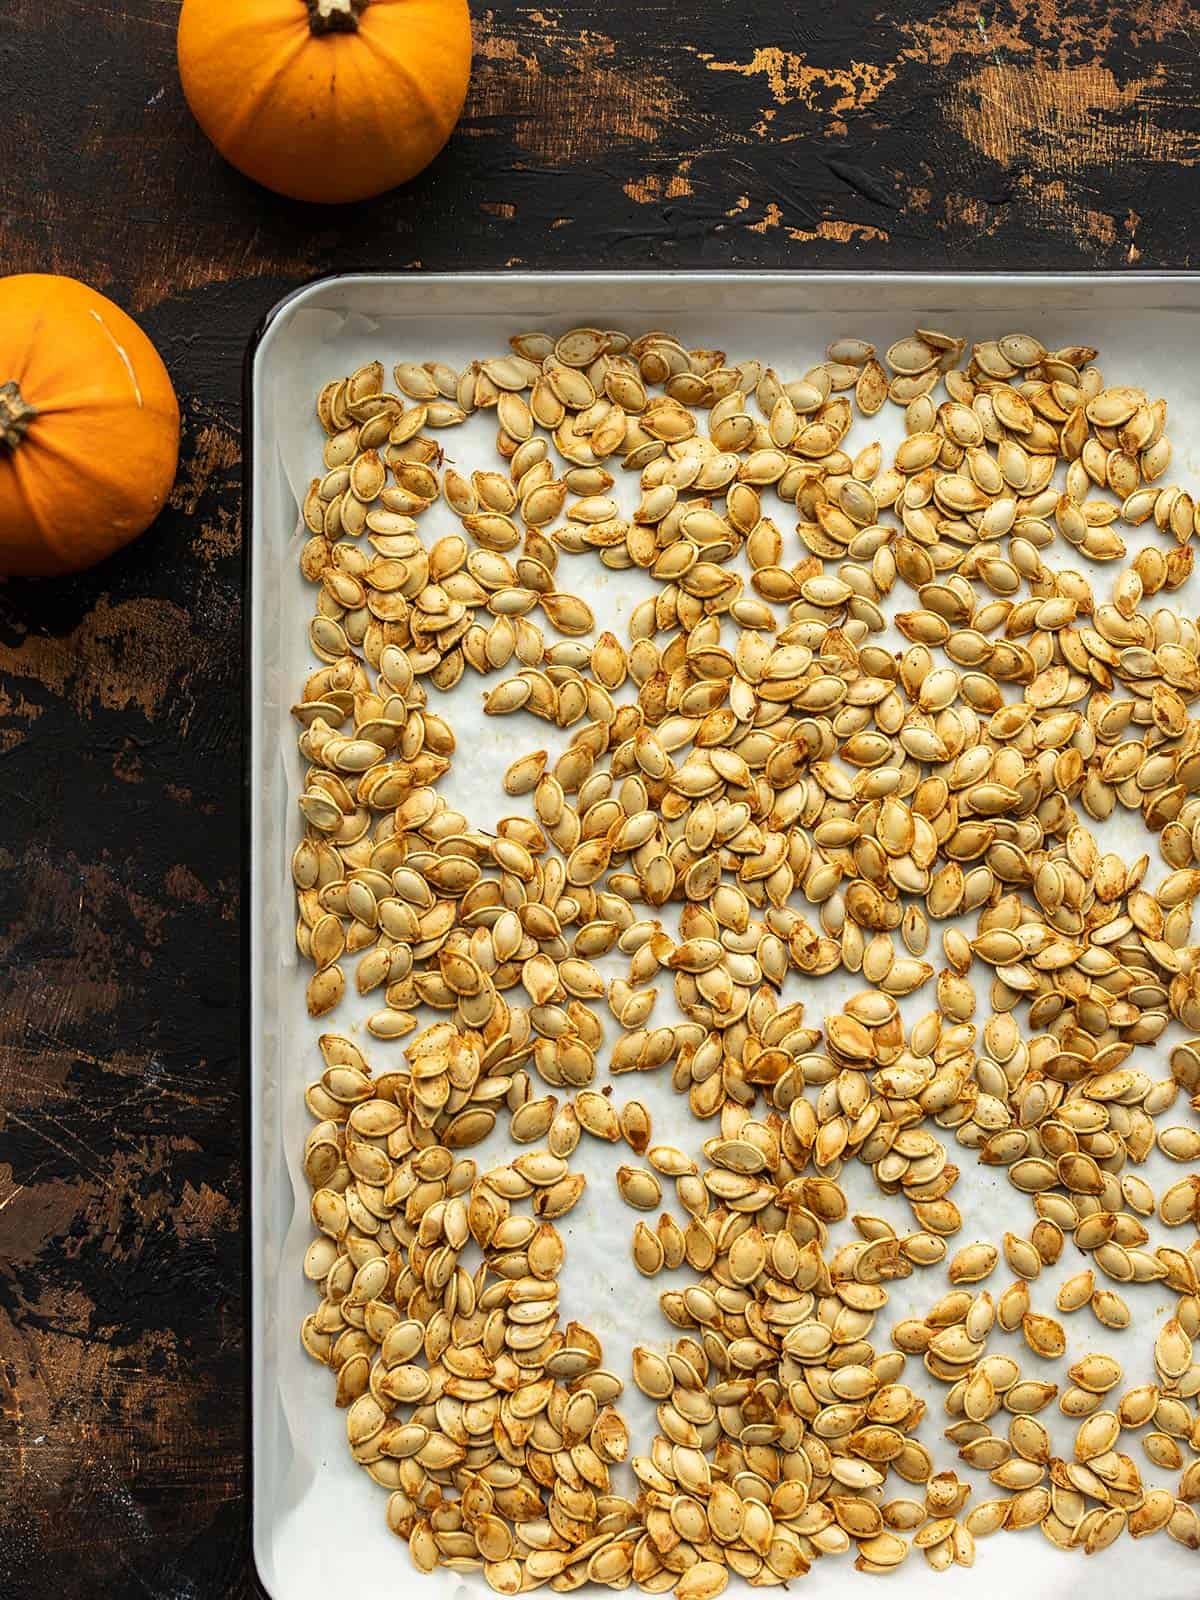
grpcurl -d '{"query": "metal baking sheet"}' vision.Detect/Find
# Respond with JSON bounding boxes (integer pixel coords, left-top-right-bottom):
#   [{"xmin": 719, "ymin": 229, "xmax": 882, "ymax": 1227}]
[{"xmin": 248, "ymin": 272, "xmax": 1200, "ymax": 1600}]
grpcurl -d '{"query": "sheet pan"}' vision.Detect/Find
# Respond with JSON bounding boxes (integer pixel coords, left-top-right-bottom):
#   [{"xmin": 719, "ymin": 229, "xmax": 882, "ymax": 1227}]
[{"xmin": 248, "ymin": 273, "xmax": 1200, "ymax": 1599}]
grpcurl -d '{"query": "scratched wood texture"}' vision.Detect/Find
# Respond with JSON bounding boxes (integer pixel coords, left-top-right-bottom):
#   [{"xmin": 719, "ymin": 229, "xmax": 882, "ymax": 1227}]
[{"xmin": 1, "ymin": 2, "xmax": 1198, "ymax": 1597}]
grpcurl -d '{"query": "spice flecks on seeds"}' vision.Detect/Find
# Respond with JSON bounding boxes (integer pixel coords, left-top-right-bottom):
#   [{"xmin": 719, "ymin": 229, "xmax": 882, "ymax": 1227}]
[{"xmin": 297, "ymin": 327, "xmax": 1200, "ymax": 1584}]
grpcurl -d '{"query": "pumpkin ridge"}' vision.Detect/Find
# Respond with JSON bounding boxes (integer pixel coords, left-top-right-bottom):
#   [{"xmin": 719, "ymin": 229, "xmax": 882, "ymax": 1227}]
[
  {"xmin": 208, "ymin": 26, "xmax": 314, "ymax": 157},
  {"xmin": 352, "ymin": 22, "xmax": 448, "ymax": 137},
  {"xmin": 0, "ymin": 294, "xmax": 54, "ymax": 402},
  {"xmin": 9, "ymin": 418, "xmax": 172, "ymax": 563},
  {"xmin": 317, "ymin": 28, "xmax": 401, "ymax": 174},
  {"xmin": 1, "ymin": 433, "xmax": 65, "ymax": 563},
  {"xmin": 11, "ymin": 388, "xmax": 177, "ymax": 421}
]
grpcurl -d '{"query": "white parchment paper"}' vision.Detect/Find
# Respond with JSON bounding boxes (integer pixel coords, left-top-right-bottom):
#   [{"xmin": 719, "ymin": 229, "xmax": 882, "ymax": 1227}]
[{"xmin": 250, "ymin": 276, "xmax": 1200, "ymax": 1600}]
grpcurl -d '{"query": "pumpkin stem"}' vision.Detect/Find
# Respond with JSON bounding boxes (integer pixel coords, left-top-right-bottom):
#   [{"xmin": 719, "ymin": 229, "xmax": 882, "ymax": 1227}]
[
  {"xmin": 0, "ymin": 381, "xmax": 36, "ymax": 449},
  {"xmin": 307, "ymin": 0, "xmax": 366, "ymax": 32}
]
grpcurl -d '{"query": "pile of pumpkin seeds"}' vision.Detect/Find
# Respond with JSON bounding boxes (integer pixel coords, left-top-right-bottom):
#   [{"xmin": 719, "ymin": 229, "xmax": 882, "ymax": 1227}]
[{"xmin": 296, "ymin": 326, "xmax": 1200, "ymax": 1588}]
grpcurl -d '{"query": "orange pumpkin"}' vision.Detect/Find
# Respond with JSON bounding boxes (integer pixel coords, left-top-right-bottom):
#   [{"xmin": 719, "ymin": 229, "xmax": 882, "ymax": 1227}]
[
  {"xmin": 0, "ymin": 275, "xmax": 180, "ymax": 577},
  {"xmin": 177, "ymin": 0, "xmax": 473, "ymax": 205}
]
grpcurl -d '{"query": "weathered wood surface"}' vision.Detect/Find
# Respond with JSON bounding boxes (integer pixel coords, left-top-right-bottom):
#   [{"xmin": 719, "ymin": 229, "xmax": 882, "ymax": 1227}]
[{"xmin": 0, "ymin": 3, "xmax": 1197, "ymax": 1596}]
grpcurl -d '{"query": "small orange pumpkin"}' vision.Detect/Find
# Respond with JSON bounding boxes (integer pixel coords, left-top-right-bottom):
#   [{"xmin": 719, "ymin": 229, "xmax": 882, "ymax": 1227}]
[
  {"xmin": 0, "ymin": 275, "xmax": 180, "ymax": 577},
  {"xmin": 177, "ymin": 0, "xmax": 473, "ymax": 205}
]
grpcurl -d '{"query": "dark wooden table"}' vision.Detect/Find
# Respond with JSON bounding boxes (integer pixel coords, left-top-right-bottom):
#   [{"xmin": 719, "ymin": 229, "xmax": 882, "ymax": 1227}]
[{"xmin": 1, "ymin": 3, "xmax": 1198, "ymax": 1596}]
